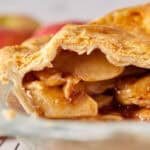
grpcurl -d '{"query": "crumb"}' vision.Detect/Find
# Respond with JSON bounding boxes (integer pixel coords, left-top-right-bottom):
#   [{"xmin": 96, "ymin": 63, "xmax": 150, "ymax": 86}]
[{"xmin": 2, "ymin": 109, "xmax": 16, "ymax": 120}]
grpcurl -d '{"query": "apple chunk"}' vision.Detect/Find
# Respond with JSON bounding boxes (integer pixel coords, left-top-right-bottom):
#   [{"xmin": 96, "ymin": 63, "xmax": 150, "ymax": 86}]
[
  {"xmin": 74, "ymin": 51, "xmax": 123, "ymax": 81},
  {"xmin": 25, "ymin": 81, "xmax": 97, "ymax": 118},
  {"xmin": 53, "ymin": 50, "xmax": 123, "ymax": 82}
]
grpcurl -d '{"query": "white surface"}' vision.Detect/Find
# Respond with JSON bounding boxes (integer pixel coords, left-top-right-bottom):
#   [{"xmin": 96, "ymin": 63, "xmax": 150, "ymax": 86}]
[
  {"xmin": 0, "ymin": 138, "xmax": 20, "ymax": 150},
  {"xmin": 0, "ymin": 0, "xmax": 149, "ymax": 24}
]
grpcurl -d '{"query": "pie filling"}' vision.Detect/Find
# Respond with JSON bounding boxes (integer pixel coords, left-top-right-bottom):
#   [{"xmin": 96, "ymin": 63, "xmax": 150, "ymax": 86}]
[{"xmin": 22, "ymin": 49, "xmax": 150, "ymax": 120}]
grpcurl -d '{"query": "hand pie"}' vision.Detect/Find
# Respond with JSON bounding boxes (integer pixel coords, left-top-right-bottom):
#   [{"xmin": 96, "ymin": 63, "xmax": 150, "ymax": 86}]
[
  {"xmin": 0, "ymin": 25, "xmax": 128, "ymax": 118},
  {"xmin": 0, "ymin": 3, "xmax": 150, "ymax": 120}
]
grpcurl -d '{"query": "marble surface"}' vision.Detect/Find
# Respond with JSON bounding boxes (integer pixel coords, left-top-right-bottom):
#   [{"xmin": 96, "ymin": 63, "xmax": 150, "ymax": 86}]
[{"xmin": 0, "ymin": 0, "xmax": 149, "ymax": 24}]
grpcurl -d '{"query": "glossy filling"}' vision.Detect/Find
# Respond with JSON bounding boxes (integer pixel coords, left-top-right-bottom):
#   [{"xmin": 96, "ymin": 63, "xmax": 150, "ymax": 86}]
[{"xmin": 22, "ymin": 50, "xmax": 150, "ymax": 121}]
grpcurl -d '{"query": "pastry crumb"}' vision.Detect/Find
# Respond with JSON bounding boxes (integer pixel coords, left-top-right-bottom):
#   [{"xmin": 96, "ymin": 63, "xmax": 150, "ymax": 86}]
[{"xmin": 2, "ymin": 109, "xmax": 16, "ymax": 120}]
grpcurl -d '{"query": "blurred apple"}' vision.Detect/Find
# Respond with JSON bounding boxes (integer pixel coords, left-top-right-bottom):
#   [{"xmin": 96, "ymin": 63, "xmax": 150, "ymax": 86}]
[
  {"xmin": 33, "ymin": 20, "xmax": 85, "ymax": 37},
  {"xmin": 0, "ymin": 15, "xmax": 40, "ymax": 48}
]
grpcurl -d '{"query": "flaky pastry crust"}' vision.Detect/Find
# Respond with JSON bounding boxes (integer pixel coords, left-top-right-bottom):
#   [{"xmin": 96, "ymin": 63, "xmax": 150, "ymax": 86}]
[{"xmin": 0, "ymin": 3, "xmax": 149, "ymax": 118}]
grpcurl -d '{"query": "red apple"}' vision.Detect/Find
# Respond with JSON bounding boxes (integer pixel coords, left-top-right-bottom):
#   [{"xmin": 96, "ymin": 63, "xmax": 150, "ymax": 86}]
[
  {"xmin": 0, "ymin": 15, "xmax": 40, "ymax": 48},
  {"xmin": 33, "ymin": 21, "xmax": 85, "ymax": 37}
]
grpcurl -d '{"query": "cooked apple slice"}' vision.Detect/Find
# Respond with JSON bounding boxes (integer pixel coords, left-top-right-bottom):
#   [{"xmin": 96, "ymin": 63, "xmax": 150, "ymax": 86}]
[
  {"xmin": 52, "ymin": 51, "xmax": 77, "ymax": 74},
  {"xmin": 63, "ymin": 77, "xmax": 81, "ymax": 100},
  {"xmin": 84, "ymin": 79, "xmax": 115, "ymax": 95},
  {"xmin": 34, "ymin": 68, "xmax": 65, "ymax": 87},
  {"xmin": 25, "ymin": 81, "xmax": 97, "ymax": 118},
  {"xmin": 74, "ymin": 50, "xmax": 123, "ymax": 81},
  {"xmin": 53, "ymin": 50, "xmax": 123, "ymax": 82},
  {"xmin": 100, "ymin": 113, "xmax": 123, "ymax": 121},
  {"xmin": 94, "ymin": 95, "xmax": 113, "ymax": 109}
]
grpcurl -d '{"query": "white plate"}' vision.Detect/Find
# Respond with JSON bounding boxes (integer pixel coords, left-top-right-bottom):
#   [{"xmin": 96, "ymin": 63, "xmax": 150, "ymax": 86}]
[{"xmin": 0, "ymin": 83, "xmax": 150, "ymax": 150}]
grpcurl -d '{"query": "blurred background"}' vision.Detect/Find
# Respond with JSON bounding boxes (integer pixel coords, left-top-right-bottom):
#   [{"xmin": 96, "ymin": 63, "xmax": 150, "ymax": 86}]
[
  {"xmin": 0, "ymin": 0, "xmax": 149, "ymax": 47},
  {"xmin": 1, "ymin": 0, "xmax": 149, "ymax": 24}
]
